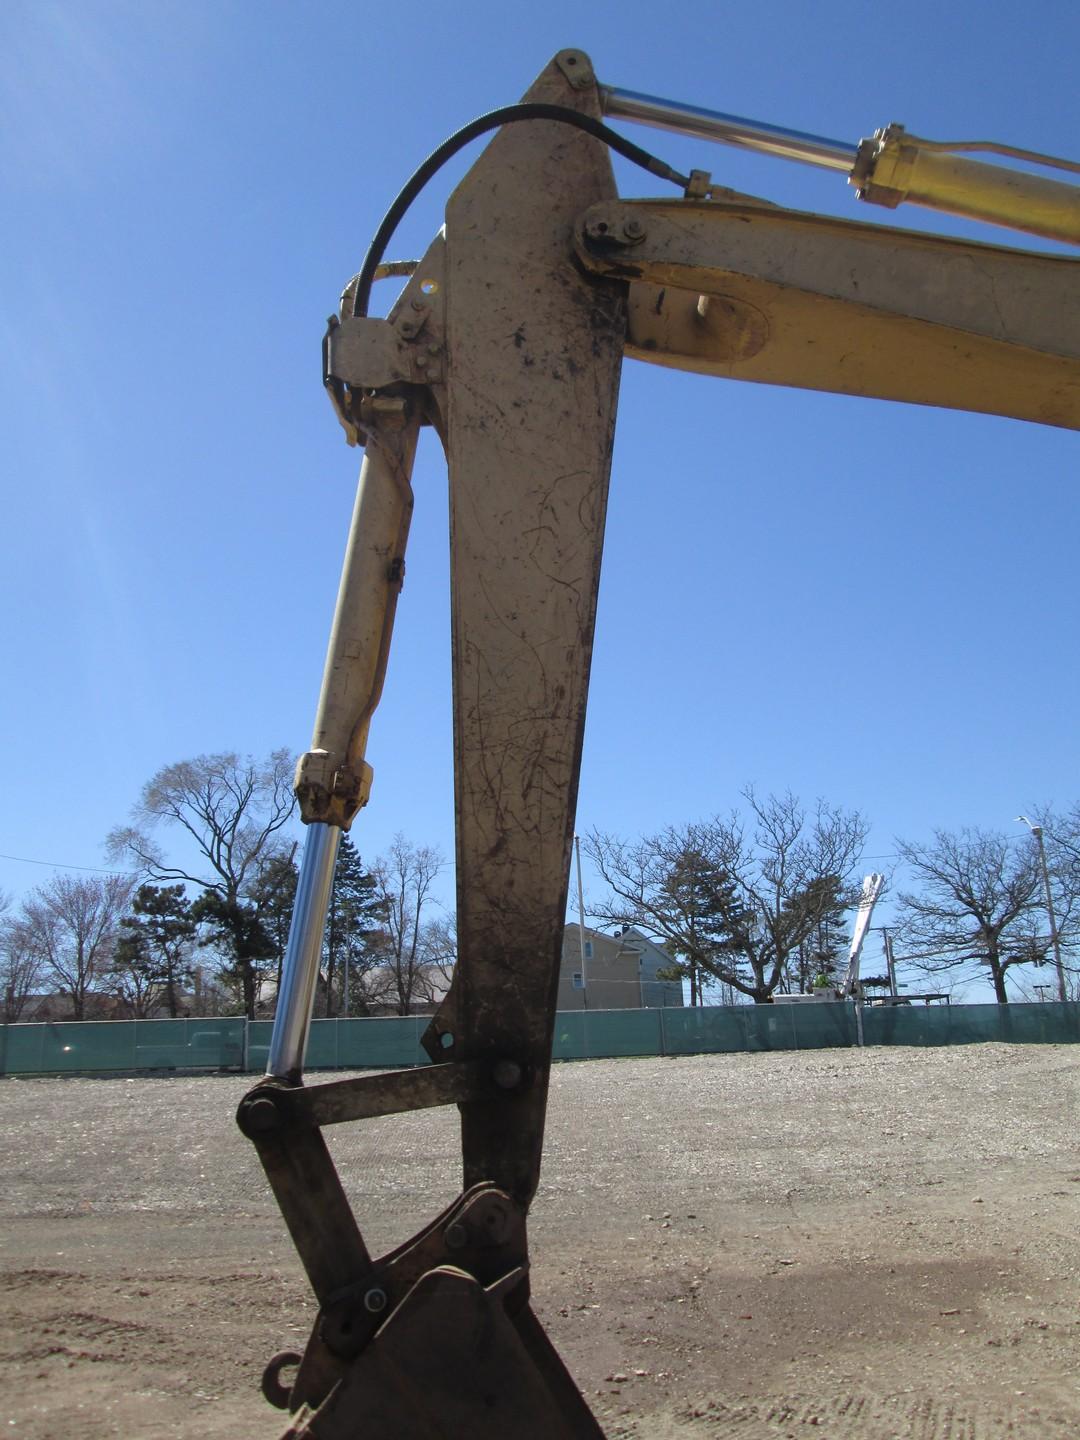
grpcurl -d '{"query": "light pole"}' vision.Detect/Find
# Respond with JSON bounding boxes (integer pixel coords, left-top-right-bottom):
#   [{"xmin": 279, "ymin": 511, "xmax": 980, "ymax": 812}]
[{"xmin": 1016, "ymin": 816, "xmax": 1066, "ymax": 1003}]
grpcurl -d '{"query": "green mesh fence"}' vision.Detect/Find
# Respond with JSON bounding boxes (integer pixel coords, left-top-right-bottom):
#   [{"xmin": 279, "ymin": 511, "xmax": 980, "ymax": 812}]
[
  {"xmin": 1, "ymin": 1002, "xmax": 1077, "ymax": 1076},
  {"xmin": 0, "ymin": 1017, "xmax": 246, "ymax": 1075},
  {"xmin": 862, "ymin": 1000, "xmax": 1080, "ymax": 1048},
  {"xmin": 553, "ymin": 1008, "xmax": 662, "ymax": 1060},
  {"xmin": 242, "ymin": 1017, "xmax": 430, "ymax": 1073}
]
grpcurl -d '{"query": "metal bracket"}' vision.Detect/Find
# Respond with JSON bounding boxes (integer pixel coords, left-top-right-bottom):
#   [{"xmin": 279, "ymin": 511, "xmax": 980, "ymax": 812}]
[
  {"xmin": 277, "ymin": 1183, "xmax": 532, "ymax": 1416},
  {"xmin": 555, "ymin": 49, "xmax": 595, "ymax": 91},
  {"xmin": 684, "ymin": 168, "xmax": 712, "ymax": 200},
  {"xmin": 581, "ymin": 206, "xmax": 646, "ymax": 249},
  {"xmin": 324, "ymin": 237, "xmax": 448, "ymax": 445}
]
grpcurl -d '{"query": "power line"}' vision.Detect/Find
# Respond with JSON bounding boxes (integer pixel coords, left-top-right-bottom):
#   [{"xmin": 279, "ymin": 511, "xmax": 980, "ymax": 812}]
[
  {"xmin": 0, "ymin": 850, "xmax": 136, "ymax": 877},
  {"xmin": 860, "ymin": 832, "xmax": 1033, "ymax": 864}
]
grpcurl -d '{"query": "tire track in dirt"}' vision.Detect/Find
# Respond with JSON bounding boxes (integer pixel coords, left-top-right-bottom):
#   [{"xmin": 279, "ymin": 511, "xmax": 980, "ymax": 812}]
[{"xmin": 608, "ymin": 1389, "xmax": 1074, "ymax": 1438}]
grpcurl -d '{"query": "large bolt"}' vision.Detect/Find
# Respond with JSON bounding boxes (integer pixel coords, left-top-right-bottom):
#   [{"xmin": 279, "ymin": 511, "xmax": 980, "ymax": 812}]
[
  {"xmin": 445, "ymin": 1222, "xmax": 469, "ymax": 1251},
  {"xmin": 622, "ymin": 217, "xmax": 645, "ymax": 241},
  {"xmin": 241, "ymin": 1095, "xmax": 281, "ymax": 1135},
  {"xmin": 492, "ymin": 1059, "xmax": 523, "ymax": 1091},
  {"xmin": 363, "ymin": 1287, "xmax": 388, "ymax": 1314}
]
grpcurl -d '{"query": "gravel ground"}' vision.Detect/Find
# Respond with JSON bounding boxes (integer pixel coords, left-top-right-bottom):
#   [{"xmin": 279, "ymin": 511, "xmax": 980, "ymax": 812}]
[{"xmin": 1, "ymin": 1042, "xmax": 1078, "ymax": 1438}]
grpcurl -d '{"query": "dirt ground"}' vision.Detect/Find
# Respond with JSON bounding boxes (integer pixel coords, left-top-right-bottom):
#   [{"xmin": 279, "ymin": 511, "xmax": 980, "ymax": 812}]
[{"xmin": 1, "ymin": 1043, "xmax": 1078, "ymax": 1439}]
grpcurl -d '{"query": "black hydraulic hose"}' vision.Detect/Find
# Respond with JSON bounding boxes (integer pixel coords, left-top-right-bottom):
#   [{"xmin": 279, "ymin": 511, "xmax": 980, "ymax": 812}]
[{"xmin": 350, "ymin": 102, "xmax": 690, "ymax": 319}]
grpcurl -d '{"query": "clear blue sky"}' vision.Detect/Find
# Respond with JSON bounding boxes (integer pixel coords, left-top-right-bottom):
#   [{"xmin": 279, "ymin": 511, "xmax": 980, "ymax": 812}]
[{"xmin": 2, "ymin": 0, "xmax": 1077, "ymax": 999}]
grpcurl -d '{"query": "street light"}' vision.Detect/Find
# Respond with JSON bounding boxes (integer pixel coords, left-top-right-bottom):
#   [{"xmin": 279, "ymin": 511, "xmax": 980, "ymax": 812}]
[{"xmin": 1016, "ymin": 816, "xmax": 1067, "ymax": 1003}]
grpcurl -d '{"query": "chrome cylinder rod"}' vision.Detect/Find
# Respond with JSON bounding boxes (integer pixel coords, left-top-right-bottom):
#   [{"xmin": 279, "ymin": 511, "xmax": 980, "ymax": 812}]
[
  {"xmin": 266, "ymin": 820, "xmax": 341, "ymax": 1081},
  {"xmin": 600, "ymin": 84, "xmax": 856, "ymax": 174}
]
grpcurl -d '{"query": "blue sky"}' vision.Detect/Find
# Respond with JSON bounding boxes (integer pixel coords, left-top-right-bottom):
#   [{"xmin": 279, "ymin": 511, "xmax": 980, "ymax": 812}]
[{"xmin": 2, "ymin": 0, "xmax": 1077, "ymax": 999}]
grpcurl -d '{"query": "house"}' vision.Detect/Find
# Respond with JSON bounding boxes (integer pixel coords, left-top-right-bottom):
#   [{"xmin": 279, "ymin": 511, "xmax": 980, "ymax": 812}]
[
  {"xmin": 256, "ymin": 961, "xmax": 451, "ymax": 1018},
  {"xmin": 557, "ymin": 925, "xmax": 684, "ymax": 1010}
]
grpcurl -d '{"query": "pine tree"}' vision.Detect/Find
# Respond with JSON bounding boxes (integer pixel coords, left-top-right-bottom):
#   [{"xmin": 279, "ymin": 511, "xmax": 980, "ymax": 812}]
[
  {"xmin": 783, "ymin": 874, "xmax": 850, "ymax": 992},
  {"xmin": 325, "ymin": 836, "xmax": 387, "ymax": 1015},
  {"xmin": 114, "ymin": 883, "xmax": 197, "ymax": 1017},
  {"xmin": 190, "ymin": 890, "xmax": 275, "ymax": 1015},
  {"xmin": 248, "ymin": 850, "xmax": 300, "ymax": 1001},
  {"xmin": 655, "ymin": 844, "xmax": 747, "ymax": 1006}
]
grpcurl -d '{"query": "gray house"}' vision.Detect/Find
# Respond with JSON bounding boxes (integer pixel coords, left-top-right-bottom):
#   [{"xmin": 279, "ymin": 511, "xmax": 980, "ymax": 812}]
[{"xmin": 557, "ymin": 925, "xmax": 684, "ymax": 1010}]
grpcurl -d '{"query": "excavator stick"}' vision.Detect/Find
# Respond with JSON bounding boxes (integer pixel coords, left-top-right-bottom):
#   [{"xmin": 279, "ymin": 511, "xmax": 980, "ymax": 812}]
[
  {"xmin": 239, "ymin": 49, "xmax": 624, "ymax": 1438},
  {"xmin": 424, "ymin": 44, "xmax": 626, "ymax": 1210}
]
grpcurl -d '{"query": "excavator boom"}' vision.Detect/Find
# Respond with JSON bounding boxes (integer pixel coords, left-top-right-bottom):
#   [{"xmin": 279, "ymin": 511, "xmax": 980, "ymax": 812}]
[{"xmin": 238, "ymin": 48, "xmax": 1078, "ymax": 1437}]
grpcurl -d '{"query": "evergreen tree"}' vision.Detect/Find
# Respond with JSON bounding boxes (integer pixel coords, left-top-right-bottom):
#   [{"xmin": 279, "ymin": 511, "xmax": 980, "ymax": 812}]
[
  {"xmin": 248, "ymin": 849, "xmax": 299, "ymax": 1000},
  {"xmin": 657, "ymin": 844, "xmax": 747, "ymax": 1005},
  {"xmin": 784, "ymin": 874, "xmax": 849, "ymax": 991},
  {"xmin": 114, "ymin": 883, "xmax": 197, "ymax": 1016},
  {"xmin": 190, "ymin": 891, "xmax": 275, "ymax": 1015},
  {"xmin": 325, "ymin": 835, "xmax": 388, "ymax": 1015}
]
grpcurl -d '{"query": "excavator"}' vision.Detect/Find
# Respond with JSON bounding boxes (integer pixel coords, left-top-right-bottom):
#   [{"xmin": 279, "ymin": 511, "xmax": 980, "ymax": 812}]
[{"xmin": 234, "ymin": 48, "xmax": 1080, "ymax": 1438}]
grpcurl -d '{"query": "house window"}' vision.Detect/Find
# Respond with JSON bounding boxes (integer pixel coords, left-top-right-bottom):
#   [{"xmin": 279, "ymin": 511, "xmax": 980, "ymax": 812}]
[
  {"xmin": 572, "ymin": 971, "xmax": 584, "ymax": 989},
  {"xmin": 583, "ymin": 940, "xmax": 593, "ymax": 959}
]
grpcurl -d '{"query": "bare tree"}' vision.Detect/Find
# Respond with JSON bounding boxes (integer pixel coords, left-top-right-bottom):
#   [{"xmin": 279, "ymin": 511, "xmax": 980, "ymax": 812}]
[
  {"xmin": 17, "ymin": 873, "xmax": 135, "ymax": 1019},
  {"xmin": 585, "ymin": 789, "xmax": 869, "ymax": 1004},
  {"xmin": 414, "ymin": 914, "xmax": 457, "ymax": 1007},
  {"xmin": 1, "ymin": 891, "xmax": 46, "ymax": 1022},
  {"xmin": 373, "ymin": 836, "xmax": 446, "ymax": 1015},
  {"xmin": 582, "ymin": 822, "xmax": 741, "ymax": 1005},
  {"xmin": 1036, "ymin": 802, "xmax": 1080, "ymax": 867},
  {"xmin": 894, "ymin": 828, "xmax": 1043, "ymax": 1004},
  {"xmin": 1, "ymin": 922, "xmax": 44, "ymax": 1022},
  {"xmin": 108, "ymin": 750, "xmax": 297, "ymax": 1017}
]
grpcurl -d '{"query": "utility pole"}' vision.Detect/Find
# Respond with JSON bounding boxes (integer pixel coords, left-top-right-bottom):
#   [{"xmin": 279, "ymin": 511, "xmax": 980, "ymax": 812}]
[
  {"xmin": 881, "ymin": 927, "xmax": 899, "ymax": 998},
  {"xmin": 1017, "ymin": 817, "xmax": 1066, "ymax": 1004},
  {"xmin": 574, "ymin": 834, "xmax": 589, "ymax": 1009}
]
